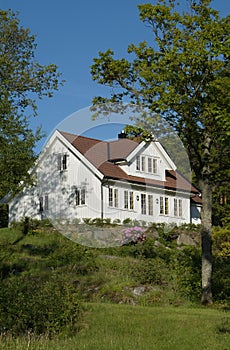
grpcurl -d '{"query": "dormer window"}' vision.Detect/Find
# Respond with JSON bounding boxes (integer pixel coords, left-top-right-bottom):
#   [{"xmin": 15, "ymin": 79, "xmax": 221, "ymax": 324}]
[
  {"xmin": 148, "ymin": 157, "xmax": 157, "ymax": 174},
  {"xmin": 136, "ymin": 155, "xmax": 157, "ymax": 174},
  {"xmin": 57, "ymin": 154, "xmax": 67, "ymax": 171},
  {"xmin": 136, "ymin": 155, "xmax": 140, "ymax": 171}
]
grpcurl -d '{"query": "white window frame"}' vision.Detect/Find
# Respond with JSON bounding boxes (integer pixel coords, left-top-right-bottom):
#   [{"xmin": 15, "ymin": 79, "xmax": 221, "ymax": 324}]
[
  {"xmin": 141, "ymin": 156, "xmax": 146, "ymax": 172},
  {"xmin": 136, "ymin": 155, "xmax": 140, "ymax": 171},
  {"xmin": 109, "ymin": 188, "xmax": 118, "ymax": 208},
  {"xmin": 160, "ymin": 196, "xmax": 169, "ymax": 215},
  {"xmin": 39, "ymin": 194, "xmax": 49, "ymax": 212},
  {"xmin": 137, "ymin": 155, "xmax": 157, "ymax": 174},
  {"xmin": 76, "ymin": 188, "xmax": 86, "ymax": 206},
  {"xmin": 141, "ymin": 193, "xmax": 146, "ymax": 215},
  {"xmin": 57, "ymin": 153, "xmax": 67, "ymax": 171},
  {"xmin": 124, "ymin": 190, "xmax": 134, "ymax": 210},
  {"xmin": 148, "ymin": 194, "xmax": 154, "ymax": 216},
  {"xmin": 174, "ymin": 198, "xmax": 183, "ymax": 217}
]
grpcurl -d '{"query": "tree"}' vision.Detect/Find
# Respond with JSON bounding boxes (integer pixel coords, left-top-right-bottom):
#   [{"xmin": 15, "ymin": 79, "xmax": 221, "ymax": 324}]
[
  {"xmin": 91, "ymin": 0, "xmax": 230, "ymax": 304},
  {"xmin": 0, "ymin": 10, "xmax": 63, "ymax": 198}
]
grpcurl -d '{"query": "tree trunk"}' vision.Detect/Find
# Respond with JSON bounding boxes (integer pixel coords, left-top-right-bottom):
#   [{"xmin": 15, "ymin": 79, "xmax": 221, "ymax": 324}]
[{"xmin": 199, "ymin": 178, "xmax": 213, "ymax": 305}]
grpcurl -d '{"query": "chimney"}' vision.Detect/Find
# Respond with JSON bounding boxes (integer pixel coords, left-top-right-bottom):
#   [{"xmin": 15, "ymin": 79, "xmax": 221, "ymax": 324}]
[{"xmin": 118, "ymin": 130, "xmax": 126, "ymax": 139}]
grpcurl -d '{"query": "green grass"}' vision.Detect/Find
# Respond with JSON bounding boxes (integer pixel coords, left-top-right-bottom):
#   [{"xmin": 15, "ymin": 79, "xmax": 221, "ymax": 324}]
[
  {"xmin": 0, "ymin": 225, "xmax": 229, "ymax": 348},
  {"xmin": 1, "ymin": 303, "xmax": 229, "ymax": 350}
]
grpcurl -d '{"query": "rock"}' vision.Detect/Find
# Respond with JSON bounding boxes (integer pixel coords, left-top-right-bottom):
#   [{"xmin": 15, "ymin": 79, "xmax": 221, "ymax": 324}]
[
  {"xmin": 132, "ymin": 286, "xmax": 146, "ymax": 296},
  {"xmin": 177, "ymin": 233, "xmax": 196, "ymax": 246}
]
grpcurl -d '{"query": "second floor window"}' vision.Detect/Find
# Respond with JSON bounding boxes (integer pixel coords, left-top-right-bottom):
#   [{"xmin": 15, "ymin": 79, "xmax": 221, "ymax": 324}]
[
  {"xmin": 57, "ymin": 154, "xmax": 67, "ymax": 171},
  {"xmin": 136, "ymin": 155, "xmax": 157, "ymax": 174}
]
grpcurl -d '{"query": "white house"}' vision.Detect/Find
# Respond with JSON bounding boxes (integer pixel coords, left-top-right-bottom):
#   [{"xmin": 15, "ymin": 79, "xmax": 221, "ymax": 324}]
[{"xmin": 8, "ymin": 129, "xmax": 202, "ymax": 225}]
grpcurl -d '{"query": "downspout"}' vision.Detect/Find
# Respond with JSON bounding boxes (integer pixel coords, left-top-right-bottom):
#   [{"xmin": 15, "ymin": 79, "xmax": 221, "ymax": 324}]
[{"xmin": 101, "ymin": 181, "xmax": 104, "ymax": 220}]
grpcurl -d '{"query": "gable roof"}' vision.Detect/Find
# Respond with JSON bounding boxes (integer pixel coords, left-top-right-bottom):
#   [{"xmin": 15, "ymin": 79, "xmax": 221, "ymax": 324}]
[{"xmin": 59, "ymin": 131, "xmax": 199, "ymax": 195}]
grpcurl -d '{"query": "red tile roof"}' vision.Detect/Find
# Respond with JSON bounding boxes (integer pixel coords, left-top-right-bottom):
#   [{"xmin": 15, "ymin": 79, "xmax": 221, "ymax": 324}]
[{"xmin": 60, "ymin": 131, "xmax": 200, "ymax": 195}]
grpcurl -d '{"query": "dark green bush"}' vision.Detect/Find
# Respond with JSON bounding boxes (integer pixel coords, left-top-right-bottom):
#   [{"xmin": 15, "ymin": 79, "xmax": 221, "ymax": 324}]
[
  {"xmin": 170, "ymin": 247, "xmax": 202, "ymax": 302},
  {"xmin": 212, "ymin": 255, "xmax": 230, "ymax": 305},
  {"xmin": 0, "ymin": 274, "xmax": 82, "ymax": 336},
  {"xmin": 130, "ymin": 258, "xmax": 167, "ymax": 285}
]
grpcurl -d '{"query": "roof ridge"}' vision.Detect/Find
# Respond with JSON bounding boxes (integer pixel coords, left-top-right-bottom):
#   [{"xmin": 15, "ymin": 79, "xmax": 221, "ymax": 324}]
[{"xmin": 59, "ymin": 130, "xmax": 105, "ymax": 143}]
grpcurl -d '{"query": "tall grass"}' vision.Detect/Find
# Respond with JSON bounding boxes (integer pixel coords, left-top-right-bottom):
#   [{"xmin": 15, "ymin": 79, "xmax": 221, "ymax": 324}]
[{"xmin": 0, "ymin": 303, "xmax": 229, "ymax": 350}]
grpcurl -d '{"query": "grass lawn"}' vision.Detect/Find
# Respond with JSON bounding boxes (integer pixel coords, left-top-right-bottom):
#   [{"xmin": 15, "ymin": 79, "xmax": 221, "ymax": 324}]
[{"xmin": 1, "ymin": 303, "xmax": 229, "ymax": 350}]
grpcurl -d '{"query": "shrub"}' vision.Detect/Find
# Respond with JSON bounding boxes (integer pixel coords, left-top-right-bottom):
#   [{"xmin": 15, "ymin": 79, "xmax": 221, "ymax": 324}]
[
  {"xmin": 130, "ymin": 258, "xmax": 166, "ymax": 285},
  {"xmin": 170, "ymin": 247, "xmax": 201, "ymax": 302},
  {"xmin": 213, "ymin": 226, "xmax": 230, "ymax": 257},
  {"xmin": 0, "ymin": 274, "xmax": 82, "ymax": 336},
  {"xmin": 121, "ymin": 226, "xmax": 146, "ymax": 246}
]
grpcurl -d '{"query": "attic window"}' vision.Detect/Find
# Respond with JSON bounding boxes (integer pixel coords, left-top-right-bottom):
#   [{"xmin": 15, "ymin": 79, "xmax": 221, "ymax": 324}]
[
  {"xmin": 136, "ymin": 155, "xmax": 157, "ymax": 174},
  {"xmin": 57, "ymin": 154, "xmax": 67, "ymax": 171}
]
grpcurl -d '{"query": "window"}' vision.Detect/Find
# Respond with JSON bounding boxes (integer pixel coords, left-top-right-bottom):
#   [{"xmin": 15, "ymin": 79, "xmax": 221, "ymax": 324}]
[
  {"xmin": 109, "ymin": 188, "xmax": 118, "ymax": 208},
  {"xmin": 39, "ymin": 196, "xmax": 43, "ymax": 212},
  {"xmin": 44, "ymin": 194, "xmax": 49, "ymax": 211},
  {"xmin": 136, "ymin": 156, "xmax": 140, "ymax": 171},
  {"xmin": 148, "ymin": 157, "xmax": 152, "ymax": 173},
  {"xmin": 152, "ymin": 159, "xmax": 157, "ymax": 173},
  {"xmin": 174, "ymin": 199, "xmax": 183, "ymax": 217},
  {"xmin": 141, "ymin": 193, "xmax": 146, "ymax": 215},
  {"xmin": 174, "ymin": 198, "xmax": 178, "ymax": 216},
  {"xmin": 148, "ymin": 157, "xmax": 157, "ymax": 174},
  {"xmin": 179, "ymin": 199, "xmax": 182, "ymax": 217},
  {"xmin": 160, "ymin": 196, "xmax": 169, "ymax": 215},
  {"xmin": 76, "ymin": 188, "xmax": 86, "ymax": 206},
  {"xmin": 39, "ymin": 195, "xmax": 48, "ymax": 212},
  {"xmin": 137, "ymin": 155, "xmax": 157, "ymax": 174},
  {"xmin": 148, "ymin": 194, "xmax": 154, "ymax": 215},
  {"xmin": 124, "ymin": 190, "xmax": 134, "ymax": 210},
  {"xmin": 57, "ymin": 154, "xmax": 67, "ymax": 171},
  {"xmin": 141, "ymin": 156, "xmax": 146, "ymax": 172}
]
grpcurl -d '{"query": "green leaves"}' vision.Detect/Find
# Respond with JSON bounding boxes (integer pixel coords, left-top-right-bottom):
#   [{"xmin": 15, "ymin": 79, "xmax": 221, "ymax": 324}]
[
  {"xmin": 90, "ymin": 0, "xmax": 230, "ymax": 181},
  {"xmin": 0, "ymin": 10, "xmax": 63, "ymax": 197}
]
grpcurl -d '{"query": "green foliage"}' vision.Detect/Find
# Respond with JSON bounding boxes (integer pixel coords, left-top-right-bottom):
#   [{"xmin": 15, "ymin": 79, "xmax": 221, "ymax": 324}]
[
  {"xmin": 212, "ymin": 255, "xmax": 230, "ymax": 305},
  {"xmin": 0, "ymin": 9, "xmax": 63, "ymax": 197},
  {"xmin": 130, "ymin": 257, "xmax": 166, "ymax": 285},
  {"xmin": 213, "ymin": 225, "xmax": 230, "ymax": 257},
  {"xmin": 0, "ymin": 274, "xmax": 82, "ymax": 336},
  {"xmin": 0, "ymin": 204, "xmax": 8, "ymax": 228},
  {"xmin": 91, "ymin": 1, "xmax": 230, "ymax": 303},
  {"xmin": 170, "ymin": 247, "xmax": 202, "ymax": 302}
]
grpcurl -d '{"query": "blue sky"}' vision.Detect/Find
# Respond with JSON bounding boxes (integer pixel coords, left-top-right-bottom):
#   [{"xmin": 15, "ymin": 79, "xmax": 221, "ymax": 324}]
[{"xmin": 0, "ymin": 0, "xmax": 229, "ymax": 150}]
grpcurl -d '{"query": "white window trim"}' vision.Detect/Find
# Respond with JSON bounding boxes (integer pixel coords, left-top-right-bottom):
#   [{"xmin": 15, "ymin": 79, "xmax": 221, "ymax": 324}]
[
  {"xmin": 136, "ymin": 155, "xmax": 158, "ymax": 175},
  {"xmin": 160, "ymin": 196, "xmax": 169, "ymax": 215},
  {"xmin": 109, "ymin": 187, "xmax": 119, "ymax": 208},
  {"xmin": 57, "ymin": 153, "xmax": 68, "ymax": 171},
  {"xmin": 76, "ymin": 188, "xmax": 86, "ymax": 206},
  {"xmin": 174, "ymin": 198, "xmax": 183, "ymax": 217},
  {"xmin": 124, "ymin": 190, "xmax": 134, "ymax": 211}
]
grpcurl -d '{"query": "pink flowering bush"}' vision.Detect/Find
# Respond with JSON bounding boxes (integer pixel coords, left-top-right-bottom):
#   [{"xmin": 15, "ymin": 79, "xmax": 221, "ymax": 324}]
[{"xmin": 121, "ymin": 226, "xmax": 146, "ymax": 245}]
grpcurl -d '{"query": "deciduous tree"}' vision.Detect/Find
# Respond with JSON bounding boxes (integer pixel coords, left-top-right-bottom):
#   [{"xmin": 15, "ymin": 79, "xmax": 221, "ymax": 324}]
[
  {"xmin": 91, "ymin": 0, "xmax": 230, "ymax": 304},
  {"xmin": 0, "ymin": 9, "xmax": 63, "ymax": 198}
]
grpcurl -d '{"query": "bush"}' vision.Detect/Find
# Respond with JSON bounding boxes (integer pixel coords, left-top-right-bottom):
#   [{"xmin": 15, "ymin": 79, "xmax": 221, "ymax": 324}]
[
  {"xmin": 170, "ymin": 247, "xmax": 202, "ymax": 302},
  {"xmin": 0, "ymin": 274, "xmax": 82, "ymax": 336},
  {"xmin": 130, "ymin": 258, "xmax": 166, "ymax": 285},
  {"xmin": 213, "ymin": 226, "xmax": 230, "ymax": 257},
  {"xmin": 212, "ymin": 255, "xmax": 230, "ymax": 305}
]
